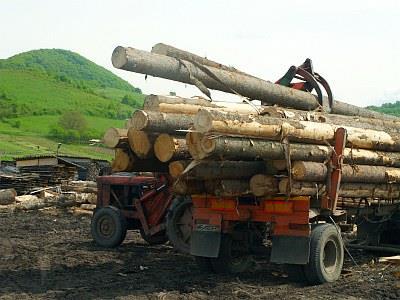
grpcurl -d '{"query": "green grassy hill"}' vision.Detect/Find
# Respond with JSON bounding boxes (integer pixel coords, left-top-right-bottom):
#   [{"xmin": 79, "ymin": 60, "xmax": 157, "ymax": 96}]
[
  {"xmin": 0, "ymin": 49, "xmax": 145, "ymax": 161},
  {"xmin": 368, "ymin": 101, "xmax": 400, "ymax": 117}
]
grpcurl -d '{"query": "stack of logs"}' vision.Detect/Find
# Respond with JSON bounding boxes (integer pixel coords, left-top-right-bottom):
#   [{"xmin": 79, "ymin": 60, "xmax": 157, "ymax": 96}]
[
  {"xmin": 104, "ymin": 94, "xmax": 400, "ymax": 208},
  {"xmin": 103, "ymin": 43, "xmax": 400, "ymax": 209}
]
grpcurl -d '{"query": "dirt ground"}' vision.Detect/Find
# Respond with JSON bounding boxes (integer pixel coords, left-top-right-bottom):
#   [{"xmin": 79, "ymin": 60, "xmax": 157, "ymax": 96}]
[{"xmin": 0, "ymin": 208, "xmax": 399, "ymax": 300}]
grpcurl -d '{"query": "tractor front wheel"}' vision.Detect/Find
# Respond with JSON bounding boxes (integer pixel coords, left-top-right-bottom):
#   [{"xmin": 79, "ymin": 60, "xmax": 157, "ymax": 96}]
[{"xmin": 91, "ymin": 206, "xmax": 127, "ymax": 248}]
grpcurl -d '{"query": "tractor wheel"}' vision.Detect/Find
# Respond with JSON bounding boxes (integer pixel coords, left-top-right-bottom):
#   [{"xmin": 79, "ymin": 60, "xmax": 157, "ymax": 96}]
[
  {"xmin": 139, "ymin": 228, "xmax": 168, "ymax": 245},
  {"xmin": 91, "ymin": 206, "xmax": 127, "ymax": 248},
  {"xmin": 210, "ymin": 235, "xmax": 253, "ymax": 274},
  {"xmin": 304, "ymin": 223, "xmax": 344, "ymax": 284},
  {"xmin": 166, "ymin": 197, "xmax": 193, "ymax": 253}
]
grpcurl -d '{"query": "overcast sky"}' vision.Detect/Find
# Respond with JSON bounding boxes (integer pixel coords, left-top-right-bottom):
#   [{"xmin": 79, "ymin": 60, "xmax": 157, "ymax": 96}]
[{"xmin": 1, "ymin": 0, "xmax": 399, "ymax": 107}]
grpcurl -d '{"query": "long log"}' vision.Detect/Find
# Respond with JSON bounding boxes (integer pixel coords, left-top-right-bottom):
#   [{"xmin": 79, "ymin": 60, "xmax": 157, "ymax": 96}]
[
  {"xmin": 103, "ymin": 128, "xmax": 128, "ymax": 148},
  {"xmin": 127, "ymin": 129, "xmax": 157, "ymax": 159},
  {"xmin": 279, "ymin": 178, "xmax": 400, "ymax": 198},
  {"xmin": 131, "ymin": 110, "xmax": 194, "ymax": 134},
  {"xmin": 154, "ymin": 134, "xmax": 189, "ymax": 162},
  {"xmin": 188, "ymin": 133, "xmax": 400, "ymax": 168},
  {"xmin": 144, "ymin": 95, "xmax": 400, "ymax": 132},
  {"xmin": 168, "ymin": 160, "xmax": 280, "ymax": 179},
  {"xmin": 143, "ymin": 94, "xmax": 262, "ymax": 115},
  {"xmin": 151, "ymin": 43, "xmax": 251, "ymax": 75},
  {"xmin": 194, "ymin": 108, "xmax": 400, "ymax": 151},
  {"xmin": 292, "ymin": 161, "xmax": 400, "ymax": 183},
  {"xmin": 112, "ymin": 46, "xmax": 320, "ymax": 110},
  {"xmin": 249, "ymin": 174, "xmax": 279, "ymax": 197},
  {"xmin": 112, "ymin": 46, "xmax": 396, "ymax": 119}
]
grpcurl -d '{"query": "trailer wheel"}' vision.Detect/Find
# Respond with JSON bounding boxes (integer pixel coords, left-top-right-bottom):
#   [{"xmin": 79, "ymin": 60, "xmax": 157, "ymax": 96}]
[
  {"xmin": 91, "ymin": 206, "xmax": 127, "ymax": 248},
  {"xmin": 166, "ymin": 196, "xmax": 193, "ymax": 253},
  {"xmin": 211, "ymin": 235, "xmax": 253, "ymax": 274},
  {"xmin": 139, "ymin": 229, "xmax": 168, "ymax": 245},
  {"xmin": 304, "ymin": 223, "xmax": 344, "ymax": 284}
]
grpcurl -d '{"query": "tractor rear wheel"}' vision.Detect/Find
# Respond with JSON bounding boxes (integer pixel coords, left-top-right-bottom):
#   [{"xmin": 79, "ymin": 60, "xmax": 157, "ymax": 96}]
[
  {"xmin": 91, "ymin": 206, "xmax": 127, "ymax": 248},
  {"xmin": 304, "ymin": 223, "xmax": 344, "ymax": 284},
  {"xmin": 166, "ymin": 197, "xmax": 193, "ymax": 253}
]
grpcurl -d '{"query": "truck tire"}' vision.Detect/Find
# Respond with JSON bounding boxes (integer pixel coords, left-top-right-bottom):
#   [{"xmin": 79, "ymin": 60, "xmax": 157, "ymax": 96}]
[
  {"xmin": 210, "ymin": 235, "xmax": 253, "ymax": 274},
  {"xmin": 166, "ymin": 196, "xmax": 193, "ymax": 253},
  {"xmin": 304, "ymin": 223, "xmax": 344, "ymax": 284},
  {"xmin": 139, "ymin": 228, "xmax": 168, "ymax": 245},
  {"xmin": 91, "ymin": 206, "xmax": 127, "ymax": 248}
]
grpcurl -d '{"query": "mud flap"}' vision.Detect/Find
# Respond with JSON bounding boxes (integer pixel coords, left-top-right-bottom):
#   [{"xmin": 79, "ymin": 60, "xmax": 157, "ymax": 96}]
[
  {"xmin": 190, "ymin": 223, "xmax": 221, "ymax": 258},
  {"xmin": 270, "ymin": 235, "xmax": 310, "ymax": 264}
]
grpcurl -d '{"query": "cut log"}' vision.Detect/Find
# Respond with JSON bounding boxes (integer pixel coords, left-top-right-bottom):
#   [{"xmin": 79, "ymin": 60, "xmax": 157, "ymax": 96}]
[
  {"xmin": 205, "ymin": 179, "xmax": 251, "ymax": 197},
  {"xmin": 292, "ymin": 161, "xmax": 400, "ymax": 183},
  {"xmin": 112, "ymin": 46, "xmax": 397, "ymax": 119},
  {"xmin": 111, "ymin": 148, "xmax": 169, "ymax": 173},
  {"xmin": 193, "ymin": 135, "xmax": 400, "ymax": 168},
  {"xmin": 154, "ymin": 134, "xmax": 189, "ymax": 162},
  {"xmin": 112, "ymin": 148, "xmax": 134, "ymax": 172},
  {"xmin": 112, "ymin": 46, "xmax": 320, "ymax": 110},
  {"xmin": 194, "ymin": 108, "xmax": 400, "ymax": 151},
  {"xmin": 0, "ymin": 189, "xmax": 17, "ymax": 205},
  {"xmin": 131, "ymin": 110, "xmax": 194, "ymax": 133},
  {"xmin": 279, "ymin": 178, "xmax": 400, "ymax": 198},
  {"xmin": 103, "ymin": 128, "xmax": 128, "ymax": 148},
  {"xmin": 80, "ymin": 204, "xmax": 96, "ymax": 211},
  {"xmin": 168, "ymin": 160, "xmax": 279, "ymax": 179},
  {"xmin": 151, "ymin": 43, "xmax": 251, "ymax": 76},
  {"xmin": 143, "ymin": 94, "xmax": 261, "ymax": 115},
  {"xmin": 173, "ymin": 179, "xmax": 205, "ymax": 195},
  {"xmin": 249, "ymin": 174, "xmax": 279, "ymax": 197},
  {"xmin": 127, "ymin": 129, "xmax": 156, "ymax": 159}
]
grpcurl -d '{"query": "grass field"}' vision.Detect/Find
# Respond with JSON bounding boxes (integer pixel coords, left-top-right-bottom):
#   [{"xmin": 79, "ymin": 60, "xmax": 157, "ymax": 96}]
[{"xmin": 0, "ymin": 115, "xmax": 127, "ymax": 161}]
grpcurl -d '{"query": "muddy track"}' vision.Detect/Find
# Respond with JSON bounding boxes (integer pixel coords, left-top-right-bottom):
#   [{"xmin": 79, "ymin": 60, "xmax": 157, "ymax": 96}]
[{"xmin": 0, "ymin": 209, "xmax": 399, "ymax": 299}]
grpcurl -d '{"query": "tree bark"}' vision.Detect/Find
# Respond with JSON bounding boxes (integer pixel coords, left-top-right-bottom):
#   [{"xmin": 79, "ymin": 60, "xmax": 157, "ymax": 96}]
[
  {"xmin": 127, "ymin": 129, "xmax": 157, "ymax": 159},
  {"xmin": 131, "ymin": 110, "xmax": 194, "ymax": 133},
  {"xmin": 204, "ymin": 179, "xmax": 251, "ymax": 197},
  {"xmin": 151, "ymin": 43, "xmax": 252, "ymax": 76},
  {"xmin": 143, "ymin": 94, "xmax": 262, "ymax": 115},
  {"xmin": 249, "ymin": 174, "xmax": 279, "ymax": 196},
  {"xmin": 103, "ymin": 128, "xmax": 128, "ymax": 148},
  {"xmin": 194, "ymin": 108, "xmax": 400, "ymax": 151},
  {"xmin": 279, "ymin": 178, "xmax": 400, "ymax": 198},
  {"xmin": 173, "ymin": 179, "xmax": 205, "ymax": 195},
  {"xmin": 193, "ymin": 134, "xmax": 400, "ymax": 168},
  {"xmin": 292, "ymin": 161, "xmax": 400, "ymax": 183},
  {"xmin": 111, "ymin": 46, "xmax": 320, "ymax": 110},
  {"xmin": 154, "ymin": 134, "xmax": 189, "ymax": 162},
  {"xmin": 168, "ymin": 160, "xmax": 280, "ymax": 179}
]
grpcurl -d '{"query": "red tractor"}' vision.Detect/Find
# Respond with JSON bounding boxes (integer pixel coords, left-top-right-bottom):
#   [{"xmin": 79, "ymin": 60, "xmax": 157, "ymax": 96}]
[{"xmin": 91, "ymin": 173, "xmax": 192, "ymax": 252}]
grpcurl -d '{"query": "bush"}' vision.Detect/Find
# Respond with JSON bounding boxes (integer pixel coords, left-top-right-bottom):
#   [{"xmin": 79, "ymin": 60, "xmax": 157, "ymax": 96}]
[{"xmin": 58, "ymin": 110, "xmax": 87, "ymax": 131}]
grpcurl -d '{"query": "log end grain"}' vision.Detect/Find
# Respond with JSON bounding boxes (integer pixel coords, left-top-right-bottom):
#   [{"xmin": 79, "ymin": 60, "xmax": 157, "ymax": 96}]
[
  {"xmin": 103, "ymin": 127, "xmax": 128, "ymax": 148},
  {"xmin": 249, "ymin": 174, "xmax": 278, "ymax": 197},
  {"xmin": 194, "ymin": 109, "xmax": 213, "ymax": 132},
  {"xmin": 131, "ymin": 110, "xmax": 149, "ymax": 130},
  {"xmin": 128, "ymin": 129, "xmax": 153, "ymax": 159},
  {"xmin": 154, "ymin": 133, "xmax": 175, "ymax": 162},
  {"xmin": 111, "ymin": 46, "xmax": 128, "ymax": 68},
  {"xmin": 169, "ymin": 161, "xmax": 186, "ymax": 178}
]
